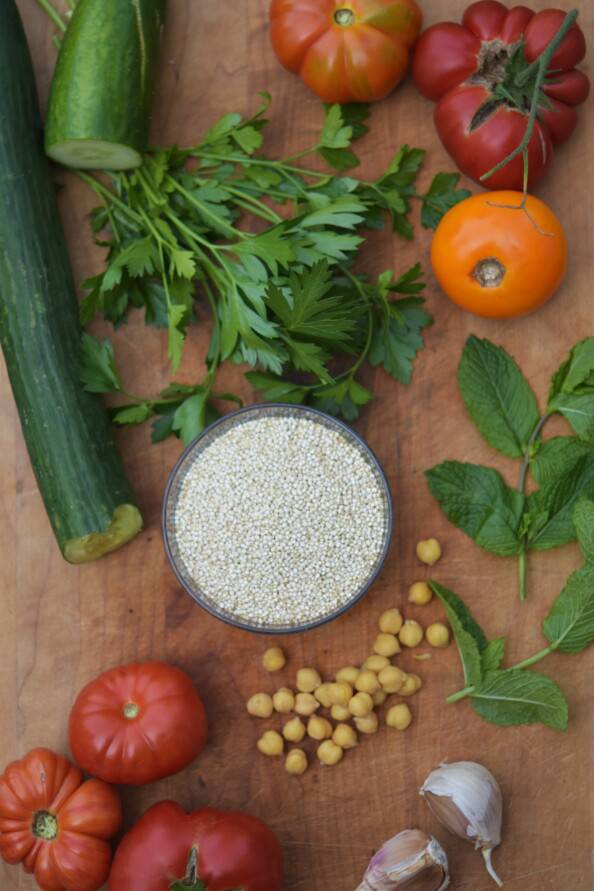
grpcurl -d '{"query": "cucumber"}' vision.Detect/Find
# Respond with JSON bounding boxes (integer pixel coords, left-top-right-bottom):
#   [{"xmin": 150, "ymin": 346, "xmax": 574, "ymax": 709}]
[
  {"xmin": 0, "ymin": 1, "xmax": 143, "ymax": 562},
  {"xmin": 45, "ymin": 0, "xmax": 166, "ymax": 170}
]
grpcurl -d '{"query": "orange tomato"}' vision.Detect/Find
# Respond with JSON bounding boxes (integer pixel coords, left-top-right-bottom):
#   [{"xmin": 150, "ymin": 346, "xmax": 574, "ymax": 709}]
[
  {"xmin": 431, "ymin": 192, "xmax": 567, "ymax": 319},
  {"xmin": 269, "ymin": 0, "xmax": 422, "ymax": 104}
]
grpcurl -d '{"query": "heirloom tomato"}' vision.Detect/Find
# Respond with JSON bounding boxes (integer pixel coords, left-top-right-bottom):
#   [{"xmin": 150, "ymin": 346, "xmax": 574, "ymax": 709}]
[
  {"xmin": 270, "ymin": 0, "xmax": 422, "ymax": 103},
  {"xmin": 0, "ymin": 748, "xmax": 122, "ymax": 891},
  {"xmin": 108, "ymin": 801, "xmax": 283, "ymax": 891},
  {"xmin": 413, "ymin": 1, "xmax": 589, "ymax": 189},
  {"xmin": 69, "ymin": 661, "xmax": 207, "ymax": 785},
  {"xmin": 431, "ymin": 191, "xmax": 567, "ymax": 319}
]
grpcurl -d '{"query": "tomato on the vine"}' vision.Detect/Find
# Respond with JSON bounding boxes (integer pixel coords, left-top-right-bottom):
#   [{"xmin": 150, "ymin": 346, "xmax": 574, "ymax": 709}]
[
  {"xmin": 69, "ymin": 661, "xmax": 207, "ymax": 785},
  {"xmin": 108, "ymin": 801, "xmax": 283, "ymax": 891},
  {"xmin": 431, "ymin": 191, "xmax": 567, "ymax": 319},
  {"xmin": 270, "ymin": 0, "xmax": 422, "ymax": 103},
  {"xmin": 0, "ymin": 748, "xmax": 122, "ymax": 891},
  {"xmin": 413, "ymin": 1, "xmax": 589, "ymax": 190}
]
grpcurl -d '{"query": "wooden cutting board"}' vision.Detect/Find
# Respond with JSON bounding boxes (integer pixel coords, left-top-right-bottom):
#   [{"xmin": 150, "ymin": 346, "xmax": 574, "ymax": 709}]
[{"xmin": 3, "ymin": 1, "xmax": 593, "ymax": 888}]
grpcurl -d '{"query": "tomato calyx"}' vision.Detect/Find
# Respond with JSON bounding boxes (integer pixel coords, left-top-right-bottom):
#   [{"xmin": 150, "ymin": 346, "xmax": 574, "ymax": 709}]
[
  {"xmin": 32, "ymin": 810, "xmax": 58, "ymax": 841},
  {"xmin": 168, "ymin": 846, "xmax": 246, "ymax": 891},
  {"xmin": 122, "ymin": 701, "xmax": 140, "ymax": 719},
  {"xmin": 334, "ymin": 7, "xmax": 355, "ymax": 27},
  {"xmin": 472, "ymin": 257, "xmax": 506, "ymax": 289}
]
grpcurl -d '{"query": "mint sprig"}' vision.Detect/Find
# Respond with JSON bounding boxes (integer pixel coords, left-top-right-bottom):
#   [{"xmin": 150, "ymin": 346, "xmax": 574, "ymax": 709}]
[
  {"xmin": 426, "ymin": 335, "xmax": 594, "ymax": 600},
  {"xmin": 432, "ymin": 497, "xmax": 594, "ymax": 730}
]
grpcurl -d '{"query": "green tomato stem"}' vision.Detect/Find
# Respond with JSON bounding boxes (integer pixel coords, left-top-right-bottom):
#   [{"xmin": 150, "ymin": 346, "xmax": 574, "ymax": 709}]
[{"xmin": 515, "ymin": 9, "xmax": 579, "ymax": 87}]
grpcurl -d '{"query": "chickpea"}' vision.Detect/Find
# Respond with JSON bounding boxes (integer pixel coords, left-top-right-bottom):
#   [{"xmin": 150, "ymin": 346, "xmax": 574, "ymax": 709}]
[
  {"xmin": 314, "ymin": 683, "xmax": 334, "ymax": 708},
  {"xmin": 373, "ymin": 633, "xmax": 401, "ymax": 657},
  {"xmin": 348, "ymin": 692, "xmax": 374, "ymax": 717},
  {"xmin": 355, "ymin": 712, "xmax": 379, "ymax": 734},
  {"xmin": 285, "ymin": 748, "xmax": 308, "ymax": 775},
  {"xmin": 257, "ymin": 730, "xmax": 284, "ymax": 756},
  {"xmin": 426, "ymin": 622, "xmax": 450, "ymax": 648},
  {"xmin": 327, "ymin": 681, "xmax": 353, "ymax": 706},
  {"xmin": 399, "ymin": 674, "xmax": 422, "ymax": 697},
  {"xmin": 273, "ymin": 687, "xmax": 295, "ymax": 714},
  {"xmin": 294, "ymin": 692, "xmax": 320, "ymax": 716},
  {"xmin": 307, "ymin": 715, "xmax": 333, "ymax": 740},
  {"xmin": 386, "ymin": 703, "xmax": 412, "ymax": 730},
  {"xmin": 416, "ymin": 538, "xmax": 442, "ymax": 566},
  {"xmin": 378, "ymin": 665, "xmax": 407, "ymax": 694},
  {"xmin": 332, "ymin": 723, "xmax": 358, "ymax": 750},
  {"xmin": 296, "ymin": 668, "xmax": 322, "ymax": 693},
  {"xmin": 331, "ymin": 703, "xmax": 351, "ymax": 721},
  {"xmin": 399, "ymin": 620, "xmax": 424, "ymax": 648},
  {"xmin": 379, "ymin": 608, "xmax": 403, "ymax": 635},
  {"xmin": 408, "ymin": 581, "xmax": 433, "ymax": 606},
  {"xmin": 246, "ymin": 693, "xmax": 273, "ymax": 718},
  {"xmin": 317, "ymin": 740, "xmax": 343, "ymax": 766},
  {"xmin": 355, "ymin": 670, "xmax": 380, "ymax": 695},
  {"xmin": 283, "ymin": 716, "xmax": 306, "ymax": 743},
  {"xmin": 262, "ymin": 646, "xmax": 286, "ymax": 672},
  {"xmin": 373, "ymin": 689, "xmax": 387, "ymax": 707},
  {"xmin": 336, "ymin": 666, "xmax": 360, "ymax": 686},
  {"xmin": 362, "ymin": 655, "xmax": 390, "ymax": 673}
]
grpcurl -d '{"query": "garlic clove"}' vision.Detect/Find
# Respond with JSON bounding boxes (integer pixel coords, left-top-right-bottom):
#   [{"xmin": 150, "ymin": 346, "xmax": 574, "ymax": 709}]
[
  {"xmin": 357, "ymin": 828, "xmax": 450, "ymax": 891},
  {"xmin": 420, "ymin": 761, "xmax": 503, "ymax": 886}
]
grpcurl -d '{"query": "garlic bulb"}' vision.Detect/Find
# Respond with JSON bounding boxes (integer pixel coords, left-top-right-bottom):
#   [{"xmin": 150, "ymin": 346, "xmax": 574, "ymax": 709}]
[
  {"xmin": 356, "ymin": 828, "xmax": 450, "ymax": 891},
  {"xmin": 420, "ymin": 761, "xmax": 503, "ymax": 886}
]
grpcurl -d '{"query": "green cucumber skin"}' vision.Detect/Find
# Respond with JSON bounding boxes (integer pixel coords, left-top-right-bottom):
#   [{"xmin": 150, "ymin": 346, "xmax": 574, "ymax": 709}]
[
  {"xmin": 0, "ymin": 2, "xmax": 140, "ymax": 557},
  {"xmin": 45, "ymin": 0, "xmax": 166, "ymax": 166}
]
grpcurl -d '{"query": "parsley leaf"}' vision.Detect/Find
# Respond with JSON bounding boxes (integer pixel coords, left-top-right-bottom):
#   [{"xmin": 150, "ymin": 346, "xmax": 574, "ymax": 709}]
[
  {"xmin": 79, "ymin": 334, "xmax": 122, "ymax": 394},
  {"xmin": 421, "ymin": 172, "xmax": 471, "ymax": 229},
  {"xmin": 457, "ymin": 336, "xmax": 540, "ymax": 458}
]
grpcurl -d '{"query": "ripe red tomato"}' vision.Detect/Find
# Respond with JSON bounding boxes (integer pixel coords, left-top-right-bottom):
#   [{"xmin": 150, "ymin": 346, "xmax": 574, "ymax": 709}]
[
  {"xmin": 412, "ymin": 1, "xmax": 590, "ymax": 189},
  {"xmin": 108, "ymin": 801, "xmax": 283, "ymax": 891},
  {"xmin": 69, "ymin": 661, "xmax": 207, "ymax": 785},
  {"xmin": 0, "ymin": 748, "xmax": 122, "ymax": 891},
  {"xmin": 269, "ymin": 0, "xmax": 423, "ymax": 103}
]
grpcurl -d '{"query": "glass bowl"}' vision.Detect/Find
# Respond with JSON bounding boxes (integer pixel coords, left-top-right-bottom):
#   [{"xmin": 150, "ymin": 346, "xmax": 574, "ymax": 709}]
[{"xmin": 162, "ymin": 403, "xmax": 393, "ymax": 634}]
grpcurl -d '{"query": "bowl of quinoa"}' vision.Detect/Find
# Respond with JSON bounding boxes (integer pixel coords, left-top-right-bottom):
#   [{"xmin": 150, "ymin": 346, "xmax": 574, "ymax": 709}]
[{"xmin": 162, "ymin": 403, "xmax": 393, "ymax": 633}]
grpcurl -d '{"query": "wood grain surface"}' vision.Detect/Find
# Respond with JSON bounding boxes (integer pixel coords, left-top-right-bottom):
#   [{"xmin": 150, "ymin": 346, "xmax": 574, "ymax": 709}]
[{"xmin": 3, "ymin": 1, "xmax": 594, "ymax": 888}]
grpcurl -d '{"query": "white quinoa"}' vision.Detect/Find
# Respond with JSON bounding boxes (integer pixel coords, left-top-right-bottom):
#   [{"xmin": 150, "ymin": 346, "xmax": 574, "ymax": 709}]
[{"xmin": 169, "ymin": 413, "xmax": 389, "ymax": 628}]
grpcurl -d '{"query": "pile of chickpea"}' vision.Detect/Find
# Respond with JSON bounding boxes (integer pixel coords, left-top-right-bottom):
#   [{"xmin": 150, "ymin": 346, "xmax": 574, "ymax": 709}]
[{"xmin": 246, "ymin": 538, "xmax": 450, "ymax": 775}]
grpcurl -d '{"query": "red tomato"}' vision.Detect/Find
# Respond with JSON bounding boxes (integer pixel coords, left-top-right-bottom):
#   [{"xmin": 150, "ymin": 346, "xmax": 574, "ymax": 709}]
[
  {"xmin": 108, "ymin": 801, "xmax": 283, "ymax": 891},
  {"xmin": 412, "ymin": 1, "xmax": 590, "ymax": 189},
  {"xmin": 269, "ymin": 0, "xmax": 423, "ymax": 103},
  {"xmin": 69, "ymin": 662, "xmax": 207, "ymax": 785},
  {"xmin": 0, "ymin": 748, "xmax": 122, "ymax": 891}
]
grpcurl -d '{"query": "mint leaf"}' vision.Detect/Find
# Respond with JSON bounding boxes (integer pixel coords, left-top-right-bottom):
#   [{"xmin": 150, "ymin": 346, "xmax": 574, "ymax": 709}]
[
  {"xmin": 113, "ymin": 403, "xmax": 153, "ymax": 425},
  {"xmin": 530, "ymin": 436, "xmax": 591, "ymax": 486},
  {"xmin": 471, "ymin": 669, "xmax": 568, "ymax": 730},
  {"xmin": 548, "ymin": 391, "xmax": 594, "ymax": 441},
  {"xmin": 549, "ymin": 337, "xmax": 594, "ymax": 397},
  {"xmin": 79, "ymin": 334, "xmax": 122, "ymax": 394},
  {"xmin": 421, "ymin": 172, "xmax": 471, "ymax": 230},
  {"xmin": 527, "ymin": 452, "xmax": 594, "ymax": 550},
  {"xmin": 573, "ymin": 497, "xmax": 594, "ymax": 564},
  {"xmin": 543, "ymin": 565, "xmax": 594, "ymax": 654},
  {"xmin": 429, "ymin": 581, "xmax": 486, "ymax": 685},
  {"xmin": 426, "ymin": 462, "xmax": 525, "ymax": 556},
  {"xmin": 481, "ymin": 638, "xmax": 506, "ymax": 674},
  {"xmin": 457, "ymin": 336, "xmax": 540, "ymax": 458}
]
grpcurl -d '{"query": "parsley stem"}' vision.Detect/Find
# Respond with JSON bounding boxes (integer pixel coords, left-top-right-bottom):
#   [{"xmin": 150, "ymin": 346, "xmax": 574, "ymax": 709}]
[
  {"xmin": 167, "ymin": 178, "xmax": 247, "ymax": 240},
  {"xmin": 196, "ymin": 151, "xmax": 330, "ymax": 180},
  {"xmin": 446, "ymin": 645, "xmax": 554, "ymax": 703},
  {"xmin": 223, "ymin": 186, "xmax": 283, "ymax": 224},
  {"xmin": 76, "ymin": 173, "xmax": 143, "ymax": 226},
  {"xmin": 33, "ymin": 0, "xmax": 67, "ymax": 31}
]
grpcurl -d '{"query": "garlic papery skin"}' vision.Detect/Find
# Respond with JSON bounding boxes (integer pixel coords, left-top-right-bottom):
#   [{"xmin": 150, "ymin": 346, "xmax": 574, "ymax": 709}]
[
  {"xmin": 420, "ymin": 761, "xmax": 503, "ymax": 886},
  {"xmin": 356, "ymin": 828, "xmax": 450, "ymax": 891}
]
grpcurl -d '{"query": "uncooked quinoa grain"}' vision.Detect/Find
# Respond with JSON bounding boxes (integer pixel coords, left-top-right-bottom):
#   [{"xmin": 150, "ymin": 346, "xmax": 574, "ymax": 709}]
[{"xmin": 170, "ymin": 414, "xmax": 388, "ymax": 627}]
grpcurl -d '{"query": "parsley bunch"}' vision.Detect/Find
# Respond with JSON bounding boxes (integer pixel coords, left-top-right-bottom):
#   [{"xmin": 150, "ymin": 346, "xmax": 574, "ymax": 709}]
[
  {"xmin": 78, "ymin": 97, "xmax": 469, "ymax": 445},
  {"xmin": 430, "ymin": 496, "xmax": 594, "ymax": 731},
  {"xmin": 427, "ymin": 336, "xmax": 594, "ymax": 601}
]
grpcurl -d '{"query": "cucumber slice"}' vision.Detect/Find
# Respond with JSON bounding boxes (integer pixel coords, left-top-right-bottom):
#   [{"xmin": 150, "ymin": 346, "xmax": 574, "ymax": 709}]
[{"xmin": 45, "ymin": 0, "xmax": 166, "ymax": 171}]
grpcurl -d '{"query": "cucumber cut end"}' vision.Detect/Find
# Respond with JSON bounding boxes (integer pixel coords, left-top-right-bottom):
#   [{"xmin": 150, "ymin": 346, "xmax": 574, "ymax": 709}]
[
  {"xmin": 64, "ymin": 504, "xmax": 143, "ymax": 563},
  {"xmin": 46, "ymin": 140, "xmax": 143, "ymax": 171}
]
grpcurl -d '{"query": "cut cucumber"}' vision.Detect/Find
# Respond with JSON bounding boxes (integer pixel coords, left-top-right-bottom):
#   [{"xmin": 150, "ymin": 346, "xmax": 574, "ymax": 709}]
[
  {"xmin": 1, "ymin": 1, "xmax": 143, "ymax": 563},
  {"xmin": 45, "ymin": 0, "xmax": 167, "ymax": 170}
]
